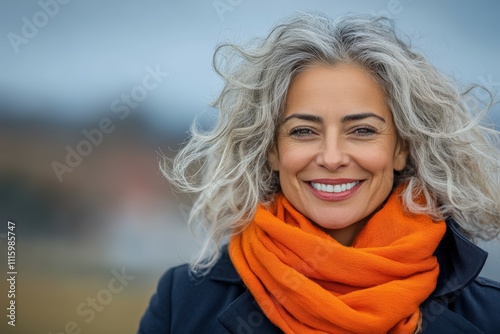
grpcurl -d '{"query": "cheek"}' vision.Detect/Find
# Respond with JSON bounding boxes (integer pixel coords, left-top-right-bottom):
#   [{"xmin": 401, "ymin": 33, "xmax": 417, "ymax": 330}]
[
  {"xmin": 355, "ymin": 147, "xmax": 396, "ymax": 176},
  {"xmin": 277, "ymin": 143, "xmax": 315, "ymax": 172}
]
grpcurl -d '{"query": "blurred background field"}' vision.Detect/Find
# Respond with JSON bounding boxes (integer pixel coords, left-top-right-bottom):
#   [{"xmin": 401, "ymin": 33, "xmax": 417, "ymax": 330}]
[{"xmin": 1, "ymin": 1, "xmax": 499, "ymax": 333}]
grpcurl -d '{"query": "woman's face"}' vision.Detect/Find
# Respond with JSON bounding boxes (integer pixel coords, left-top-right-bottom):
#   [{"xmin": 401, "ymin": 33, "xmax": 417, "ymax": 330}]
[{"xmin": 268, "ymin": 63, "xmax": 408, "ymax": 245}]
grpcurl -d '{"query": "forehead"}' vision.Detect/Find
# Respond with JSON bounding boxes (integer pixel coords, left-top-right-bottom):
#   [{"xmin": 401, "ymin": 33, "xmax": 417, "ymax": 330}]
[{"xmin": 284, "ymin": 63, "xmax": 391, "ymax": 120}]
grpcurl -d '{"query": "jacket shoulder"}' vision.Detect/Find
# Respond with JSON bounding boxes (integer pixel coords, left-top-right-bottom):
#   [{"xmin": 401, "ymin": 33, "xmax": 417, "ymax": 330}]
[
  {"xmin": 458, "ymin": 276, "xmax": 500, "ymax": 307},
  {"xmin": 138, "ymin": 258, "xmax": 247, "ymax": 333},
  {"xmin": 474, "ymin": 276, "xmax": 500, "ymax": 290},
  {"xmin": 449, "ymin": 276, "xmax": 500, "ymax": 333},
  {"xmin": 138, "ymin": 264, "xmax": 188, "ymax": 333}
]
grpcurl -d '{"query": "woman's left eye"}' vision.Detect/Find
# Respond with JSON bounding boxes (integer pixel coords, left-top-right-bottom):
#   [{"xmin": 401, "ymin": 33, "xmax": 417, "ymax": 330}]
[
  {"xmin": 352, "ymin": 126, "xmax": 377, "ymax": 136},
  {"xmin": 290, "ymin": 127, "xmax": 314, "ymax": 137}
]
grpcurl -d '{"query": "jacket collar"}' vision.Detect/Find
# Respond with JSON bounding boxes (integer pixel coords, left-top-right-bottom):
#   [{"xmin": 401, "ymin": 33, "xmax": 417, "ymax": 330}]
[
  {"xmin": 209, "ymin": 246, "xmax": 242, "ymax": 283},
  {"xmin": 430, "ymin": 219, "xmax": 487, "ymax": 298},
  {"xmin": 210, "ymin": 219, "xmax": 488, "ymax": 297},
  {"xmin": 211, "ymin": 247, "xmax": 282, "ymax": 333}
]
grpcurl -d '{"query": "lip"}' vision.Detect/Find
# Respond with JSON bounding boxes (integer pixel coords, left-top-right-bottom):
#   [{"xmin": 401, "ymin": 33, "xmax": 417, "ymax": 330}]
[
  {"xmin": 309, "ymin": 178, "xmax": 360, "ymax": 185},
  {"xmin": 306, "ymin": 179, "xmax": 363, "ymax": 201}
]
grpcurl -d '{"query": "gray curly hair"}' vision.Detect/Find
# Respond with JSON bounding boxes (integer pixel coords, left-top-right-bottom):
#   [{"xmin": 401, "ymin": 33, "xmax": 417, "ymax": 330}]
[{"xmin": 162, "ymin": 12, "xmax": 500, "ymax": 274}]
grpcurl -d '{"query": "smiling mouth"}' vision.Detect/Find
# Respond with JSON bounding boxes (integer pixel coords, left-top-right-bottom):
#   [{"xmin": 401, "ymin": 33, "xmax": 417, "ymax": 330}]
[{"xmin": 310, "ymin": 181, "xmax": 360, "ymax": 193}]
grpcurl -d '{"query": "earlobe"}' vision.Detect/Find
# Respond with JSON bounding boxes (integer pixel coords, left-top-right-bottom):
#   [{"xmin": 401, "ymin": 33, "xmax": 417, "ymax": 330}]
[{"xmin": 268, "ymin": 145, "xmax": 280, "ymax": 171}]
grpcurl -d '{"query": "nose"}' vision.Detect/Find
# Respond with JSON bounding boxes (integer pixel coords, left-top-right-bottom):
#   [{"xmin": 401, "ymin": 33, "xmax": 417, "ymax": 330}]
[{"xmin": 315, "ymin": 135, "xmax": 351, "ymax": 171}]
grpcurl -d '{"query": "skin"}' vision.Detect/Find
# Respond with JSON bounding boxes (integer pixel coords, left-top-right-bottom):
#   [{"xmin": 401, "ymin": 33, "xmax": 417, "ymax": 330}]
[{"xmin": 268, "ymin": 63, "xmax": 408, "ymax": 246}]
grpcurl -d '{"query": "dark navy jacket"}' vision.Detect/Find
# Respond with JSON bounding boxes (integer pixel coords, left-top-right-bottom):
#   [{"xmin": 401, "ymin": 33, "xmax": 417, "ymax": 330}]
[{"xmin": 138, "ymin": 222, "xmax": 500, "ymax": 333}]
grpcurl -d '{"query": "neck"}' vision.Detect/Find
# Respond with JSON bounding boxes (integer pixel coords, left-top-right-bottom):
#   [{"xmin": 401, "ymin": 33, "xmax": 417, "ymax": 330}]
[{"xmin": 325, "ymin": 219, "xmax": 368, "ymax": 246}]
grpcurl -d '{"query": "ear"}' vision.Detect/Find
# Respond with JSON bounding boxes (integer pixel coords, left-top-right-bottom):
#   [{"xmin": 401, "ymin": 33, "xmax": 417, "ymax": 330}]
[
  {"xmin": 393, "ymin": 138, "xmax": 409, "ymax": 172},
  {"xmin": 267, "ymin": 144, "xmax": 280, "ymax": 171}
]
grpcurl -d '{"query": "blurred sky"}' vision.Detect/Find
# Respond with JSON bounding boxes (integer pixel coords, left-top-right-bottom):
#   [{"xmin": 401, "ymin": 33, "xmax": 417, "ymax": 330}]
[
  {"xmin": 0, "ymin": 0, "xmax": 499, "ymax": 126},
  {"xmin": 0, "ymin": 1, "xmax": 499, "ymax": 333}
]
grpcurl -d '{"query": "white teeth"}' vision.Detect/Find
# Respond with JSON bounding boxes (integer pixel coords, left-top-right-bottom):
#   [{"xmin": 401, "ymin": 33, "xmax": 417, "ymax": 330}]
[{"xmin": 310, "ymin": 181, "xmax": 359, "ymax": 193}]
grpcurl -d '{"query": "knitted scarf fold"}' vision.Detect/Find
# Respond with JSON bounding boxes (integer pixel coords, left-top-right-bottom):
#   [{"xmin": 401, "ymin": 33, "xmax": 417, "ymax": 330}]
[{"xmin": 229, "ymin": 186, "xmax": 446, "ymax": 334}]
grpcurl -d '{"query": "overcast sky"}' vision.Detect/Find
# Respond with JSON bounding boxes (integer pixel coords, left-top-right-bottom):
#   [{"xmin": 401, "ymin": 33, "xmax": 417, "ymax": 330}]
[{"xmin": 1, "ymin": 0, "xmax": 499, "ymax": 125}]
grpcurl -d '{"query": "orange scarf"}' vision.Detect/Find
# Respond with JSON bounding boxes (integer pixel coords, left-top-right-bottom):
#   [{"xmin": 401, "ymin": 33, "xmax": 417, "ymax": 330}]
[{"xmin": 229, "ymin": 186, "xmax": 446, "ymax": 334}]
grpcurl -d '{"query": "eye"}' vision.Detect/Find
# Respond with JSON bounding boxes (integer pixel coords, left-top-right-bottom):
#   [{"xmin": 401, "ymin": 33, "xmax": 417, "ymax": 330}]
[
  {"xmin": 289, "ymin": 127, "xmax": 314, "ymax": 137},
  {"xmin": 352, "ymin": 126, "xmax": 377, "ymax": 137}
]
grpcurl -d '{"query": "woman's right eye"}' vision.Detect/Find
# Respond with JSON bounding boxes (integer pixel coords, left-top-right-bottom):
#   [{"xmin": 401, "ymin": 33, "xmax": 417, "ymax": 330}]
[{"xmin": 289, "ymin": 127, "xmax": 314, "ymax": 137}]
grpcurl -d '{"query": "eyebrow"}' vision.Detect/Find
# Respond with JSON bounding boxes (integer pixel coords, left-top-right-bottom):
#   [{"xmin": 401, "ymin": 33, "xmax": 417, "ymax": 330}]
[
  {"xmin": 341, "ymin": 113, "xmax": 386, "ymax": 123},
  {"xmin": 282, "ymin": 112, "xmax": 386, "ymax": 124},
  {"xmin": 282, "ymin": 113, "xmax": 322, "ymax": 124}
]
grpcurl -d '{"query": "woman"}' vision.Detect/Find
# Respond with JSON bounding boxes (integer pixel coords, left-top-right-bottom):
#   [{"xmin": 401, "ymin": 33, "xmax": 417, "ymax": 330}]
[{"xmin": 139, "ymin": 13, "xmax": 500, "ymax": 333}]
